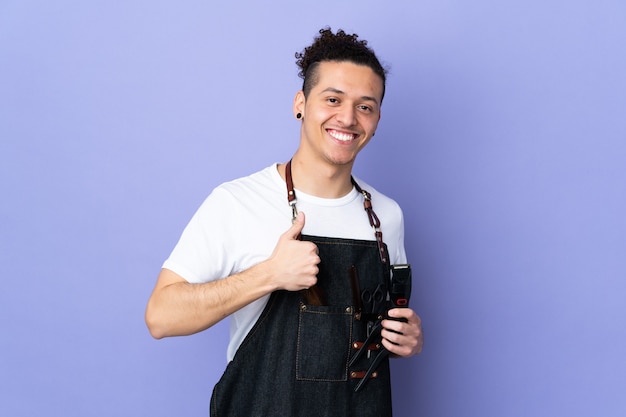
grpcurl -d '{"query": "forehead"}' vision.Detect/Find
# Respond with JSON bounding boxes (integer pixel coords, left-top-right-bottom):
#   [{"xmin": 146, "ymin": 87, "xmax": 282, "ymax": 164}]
[{"xmin": 312, "ymin": 61, "xmax": 384, "ymax": 102}]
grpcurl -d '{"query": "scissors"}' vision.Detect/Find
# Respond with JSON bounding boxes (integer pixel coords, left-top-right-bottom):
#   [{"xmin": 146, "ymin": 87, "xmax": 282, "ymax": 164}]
[
  {"xmin": 361, "ymin": 284, "xmax": 385, "ymax": 316},
  {"xmin": 361, "ymin": 284, "xmax": 385, "ymax": 359}
]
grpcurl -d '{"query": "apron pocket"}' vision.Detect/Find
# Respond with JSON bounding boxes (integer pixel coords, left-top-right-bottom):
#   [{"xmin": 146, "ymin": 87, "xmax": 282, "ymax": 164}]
[{"xmin": 296, "ymin": 303, "xmax": 353, "ymax": 382}]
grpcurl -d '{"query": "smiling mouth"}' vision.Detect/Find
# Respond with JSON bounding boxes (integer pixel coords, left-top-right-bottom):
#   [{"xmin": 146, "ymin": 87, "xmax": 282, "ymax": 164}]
[{"xmin": 327, "ymin": 129, "xmax": 358, "ymax": 142}]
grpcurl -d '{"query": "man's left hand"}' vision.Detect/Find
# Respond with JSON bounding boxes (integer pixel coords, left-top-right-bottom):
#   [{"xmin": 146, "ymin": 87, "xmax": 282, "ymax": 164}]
[{"xmin": 380, "ymin": 308, "xmax": 423, "ymax": 357}]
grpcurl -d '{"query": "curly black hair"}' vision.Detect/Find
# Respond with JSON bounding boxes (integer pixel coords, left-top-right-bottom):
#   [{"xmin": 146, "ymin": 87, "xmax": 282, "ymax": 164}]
[{"xmin": 295, "ymin": 27, "xmax": 387, "ymax": 100}]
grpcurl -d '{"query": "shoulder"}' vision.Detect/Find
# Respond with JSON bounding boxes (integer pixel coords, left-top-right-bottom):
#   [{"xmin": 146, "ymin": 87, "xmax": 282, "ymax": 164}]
[
  {"xmin": 193, "ymin": 163, "xmax": 291, "ymax": 233},
  {"xmin": 352, "ymin": 176, "xmax": 407, "ymax": 264},
  {"xmin": 201, "ymin": 164, "xmax": 284, "ymax": 208},
  {"xmin": 351, "ymin": 176, "xmax": 404, "ymax": 219},
  {"xmin": 217, "ymin": 164, "xmax": 281, "ymax": 194}
]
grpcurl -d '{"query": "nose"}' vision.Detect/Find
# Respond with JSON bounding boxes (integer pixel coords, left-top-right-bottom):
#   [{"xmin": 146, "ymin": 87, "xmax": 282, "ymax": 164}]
[{"xmin": 335, "ymin": 106, "xmax": 356, "ymax": 127}]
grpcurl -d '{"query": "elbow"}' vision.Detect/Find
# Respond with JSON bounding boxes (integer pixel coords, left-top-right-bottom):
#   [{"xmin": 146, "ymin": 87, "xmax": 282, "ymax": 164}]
[
  {"xmin": 145, "ymin": 303, "xmax": 167, "ymax": 340},
  {"xmin": 146, "ymin": 321, "xmax": 166, "ymax": 340}
]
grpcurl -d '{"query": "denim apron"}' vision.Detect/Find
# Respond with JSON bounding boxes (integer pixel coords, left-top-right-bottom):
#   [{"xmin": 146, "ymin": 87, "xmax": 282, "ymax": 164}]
[{"xmin": 210, "ymin": 163, "xmax": 393, "ymax": 416}]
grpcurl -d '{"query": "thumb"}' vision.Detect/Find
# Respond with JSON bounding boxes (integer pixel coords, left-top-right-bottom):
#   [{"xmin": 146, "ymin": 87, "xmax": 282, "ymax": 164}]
[{"xmin": 286, "ymin": 211, "xmax": 305, "ymax": 239}]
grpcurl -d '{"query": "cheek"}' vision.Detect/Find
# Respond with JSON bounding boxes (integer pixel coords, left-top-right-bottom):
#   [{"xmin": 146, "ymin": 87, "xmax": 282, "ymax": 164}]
[{"xmin": 360, "ymin": 117, "xmax": 380, "ymax": 134}]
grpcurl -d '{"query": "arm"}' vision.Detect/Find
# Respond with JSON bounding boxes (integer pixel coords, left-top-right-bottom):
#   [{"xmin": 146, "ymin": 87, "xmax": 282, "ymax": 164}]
[{"xmin": 145, "ymin": 212, "xmax": 319, "ymax": 339}]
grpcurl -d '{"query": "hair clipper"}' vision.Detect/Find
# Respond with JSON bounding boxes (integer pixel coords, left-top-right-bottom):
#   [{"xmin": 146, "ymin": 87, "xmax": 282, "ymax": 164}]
[{"xmin": 388, "ymin": 264, "xmax": 412, "ymax": 320}]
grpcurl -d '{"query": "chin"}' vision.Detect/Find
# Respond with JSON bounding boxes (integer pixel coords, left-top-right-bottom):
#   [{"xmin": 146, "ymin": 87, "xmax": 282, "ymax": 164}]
[{"xmin": 324, "ymin": 154, "xmax": 357, "ymax": 167}]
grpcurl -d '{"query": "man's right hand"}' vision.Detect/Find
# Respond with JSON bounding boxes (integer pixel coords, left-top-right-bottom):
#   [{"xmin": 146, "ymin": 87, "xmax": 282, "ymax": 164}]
[{"xmin": 267, "ymin": 211, "xmax": 320, "ymax": 292}]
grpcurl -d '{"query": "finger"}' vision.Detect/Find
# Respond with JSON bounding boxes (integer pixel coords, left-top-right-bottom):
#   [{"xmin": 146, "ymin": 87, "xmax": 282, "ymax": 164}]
[
  {"xmin": 381, "ymin": 318, "xmax": 405, "ymax": 335},
  {"xmin": 381, "ymin": 337, "xmax": 413, "ymax": 357},
  {"xmin": 284, "ymin": 211, "xmax": 305, "ymax": 239},
  {"xmin": 382, "ymin": 311, "xmax": 422, "ymax": 338},
  {"xmin": 387, "ymin": 308, "xmax": 419, "ymax": 323},
  {"xmin": 381, "ymin": 327, "xmax": 404, "ymax": 345},
  {"xmin": 381, "ymin": 325, "xmax": 423, "ymax": 357}
]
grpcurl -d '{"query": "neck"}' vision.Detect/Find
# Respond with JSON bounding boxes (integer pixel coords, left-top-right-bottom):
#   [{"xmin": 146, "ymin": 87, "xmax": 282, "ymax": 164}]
[{"xmin": 278, "ymin": 154, "xmax": 354, "ymax": 199}]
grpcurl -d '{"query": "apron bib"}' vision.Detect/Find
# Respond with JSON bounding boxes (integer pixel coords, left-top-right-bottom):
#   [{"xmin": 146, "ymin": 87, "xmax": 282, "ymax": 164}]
[{"xmin": 210, "ymin": 162, "xmax": 393, "ymax": 416}]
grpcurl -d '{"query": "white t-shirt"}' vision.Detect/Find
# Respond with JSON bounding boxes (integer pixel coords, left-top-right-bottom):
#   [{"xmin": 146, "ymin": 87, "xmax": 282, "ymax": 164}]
[{"xmin": 163, "ymin": 163, "xmax": 407, "ymax": 361}]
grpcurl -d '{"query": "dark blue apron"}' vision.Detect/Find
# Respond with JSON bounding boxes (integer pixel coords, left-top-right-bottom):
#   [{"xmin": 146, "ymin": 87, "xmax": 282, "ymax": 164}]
[{"xmin": 210, "ymin": 163, "xmax": 393, "ymax": 416}]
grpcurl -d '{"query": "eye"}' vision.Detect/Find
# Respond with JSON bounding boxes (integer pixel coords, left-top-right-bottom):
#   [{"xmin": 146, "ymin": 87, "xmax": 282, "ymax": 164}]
[
  {"xmin": 326, "ymin": 97, "xmax": 340, "ymax": 105},
  {"xmin": 358, "ymin": 105, "xmax": 373, "ymax": 113}
]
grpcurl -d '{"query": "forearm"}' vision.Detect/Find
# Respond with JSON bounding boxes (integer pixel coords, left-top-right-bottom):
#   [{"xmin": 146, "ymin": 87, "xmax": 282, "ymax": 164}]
[
  {"xmin": 145, "ymin": 264, "xmax": 276, "ymax": 339},
  {"xmin": 146, "ymin": 212, "xmax": 319, "ymax": 339}
]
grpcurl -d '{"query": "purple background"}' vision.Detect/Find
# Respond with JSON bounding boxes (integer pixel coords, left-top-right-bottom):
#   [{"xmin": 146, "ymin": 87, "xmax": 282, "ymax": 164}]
[{"xmin": 2, "ymin": 1, "xmax": 625, "ymax": 416}]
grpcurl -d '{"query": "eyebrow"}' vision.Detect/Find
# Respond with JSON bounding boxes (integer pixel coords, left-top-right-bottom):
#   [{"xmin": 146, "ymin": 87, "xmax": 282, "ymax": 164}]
[{"xmin": 320, "ymin": 87, "xmax": 380, "ymax": 106}]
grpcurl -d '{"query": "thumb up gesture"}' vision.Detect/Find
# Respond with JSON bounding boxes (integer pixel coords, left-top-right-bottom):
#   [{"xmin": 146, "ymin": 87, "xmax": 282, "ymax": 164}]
[{"xmin": 268, "ymin": 212, "xmax": 320, "ymax": 292}]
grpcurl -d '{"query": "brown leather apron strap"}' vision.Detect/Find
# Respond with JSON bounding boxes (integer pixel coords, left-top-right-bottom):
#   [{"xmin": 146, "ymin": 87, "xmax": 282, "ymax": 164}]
[
  {"xmin": 350, "ymin": 370, "xmax": 379, "ymax": 380},
  {"xmin": 284, "ymin": 159, "xmax": 388, "ymax": 265},
  {"xmin": 285, "ymin": 159, "xmax": 298, "ymax": 222},
  {"xmin": 351, "ymin": 341, "xmax": 382, "ymax": 351},
  {"xmin": 351, "ymin": 177, "xmax": 388, "ymax": 265}
]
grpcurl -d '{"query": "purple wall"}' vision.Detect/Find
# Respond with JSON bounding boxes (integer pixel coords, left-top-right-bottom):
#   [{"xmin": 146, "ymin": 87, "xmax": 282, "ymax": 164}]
[{"xmin": 1, "ymin": 1, "xmax": 625, "ymax": 416}]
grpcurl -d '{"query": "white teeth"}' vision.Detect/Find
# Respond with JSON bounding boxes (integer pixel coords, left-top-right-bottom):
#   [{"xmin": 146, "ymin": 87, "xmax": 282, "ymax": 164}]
[{"xmin": 328, "ymin": 130, "xmax": 355, "ymax": 142}]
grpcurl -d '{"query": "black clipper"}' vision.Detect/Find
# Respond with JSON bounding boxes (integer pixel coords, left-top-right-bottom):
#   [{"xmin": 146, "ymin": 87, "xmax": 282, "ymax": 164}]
[{"xmin": 388, "ymin": 264, "xmax": 412, "ymax": 312}]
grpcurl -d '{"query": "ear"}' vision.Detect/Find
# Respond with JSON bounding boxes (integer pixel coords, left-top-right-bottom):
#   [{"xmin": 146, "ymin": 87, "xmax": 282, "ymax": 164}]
[{"xmin": 293, "ymin": 91, "xmax": 305, "ymax": 118}]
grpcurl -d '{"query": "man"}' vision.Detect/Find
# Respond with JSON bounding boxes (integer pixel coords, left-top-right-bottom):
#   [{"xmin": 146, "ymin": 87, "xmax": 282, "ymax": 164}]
[{"xmin": 146, "ymin": 28, "xmax": 423, "ymax": 416}]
